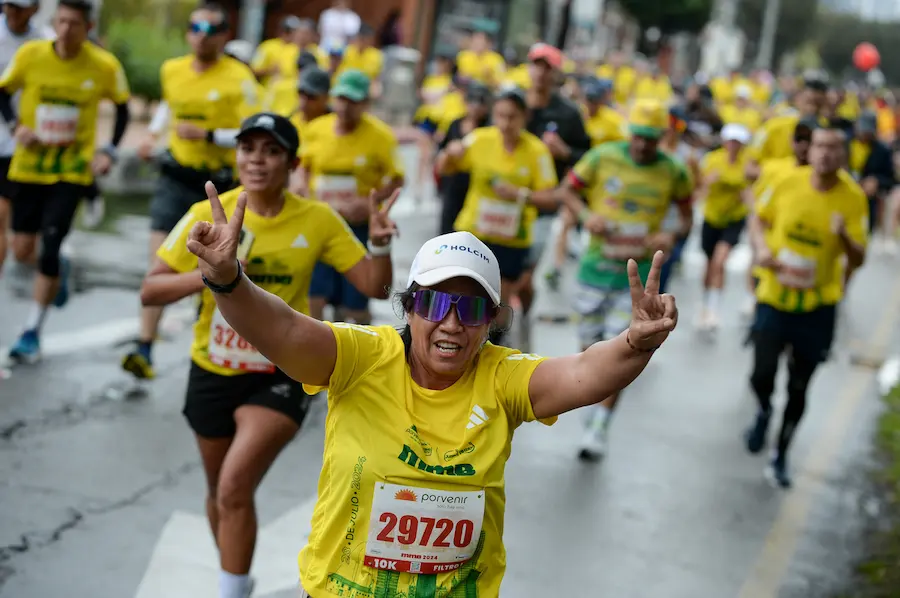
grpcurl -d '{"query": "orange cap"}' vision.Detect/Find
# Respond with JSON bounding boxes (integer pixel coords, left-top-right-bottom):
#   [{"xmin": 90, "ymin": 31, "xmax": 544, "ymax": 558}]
[{"xmin": 527, "ymin": 43, "xmax": 563, "ymax": 70}]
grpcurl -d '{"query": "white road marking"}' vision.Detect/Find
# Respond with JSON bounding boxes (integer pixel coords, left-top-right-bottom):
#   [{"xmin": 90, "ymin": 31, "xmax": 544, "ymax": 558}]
[{"xmin": 134, "ymin": 494, "xmax": 320, "ymax": 598}]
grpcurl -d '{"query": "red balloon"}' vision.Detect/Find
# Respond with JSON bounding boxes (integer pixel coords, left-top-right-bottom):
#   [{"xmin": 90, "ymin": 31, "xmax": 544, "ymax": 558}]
[{"xmin": 853, "ymin": 43, "xmax": 880, "ymax": 72}]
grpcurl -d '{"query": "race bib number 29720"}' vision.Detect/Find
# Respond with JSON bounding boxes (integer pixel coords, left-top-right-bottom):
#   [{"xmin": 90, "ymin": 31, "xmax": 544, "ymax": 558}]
[{"xmin": 364, "ymin": 482, "xmax": 485, "ymax": 575}]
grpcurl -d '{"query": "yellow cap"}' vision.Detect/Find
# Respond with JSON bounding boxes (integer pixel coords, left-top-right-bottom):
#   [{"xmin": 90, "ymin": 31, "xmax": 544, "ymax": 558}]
[{"xmin": 627, "ymin": 99, "xmax": 668, "ymax": 139}]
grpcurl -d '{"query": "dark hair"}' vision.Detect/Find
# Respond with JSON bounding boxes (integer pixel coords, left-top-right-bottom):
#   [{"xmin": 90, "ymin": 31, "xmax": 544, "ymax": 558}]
[
  {"xmin": 494, "ymin": 86, "xmax": 527, "ymax": 112},
  {"xmin": 195, "ymin": 1, "xmax": 228, "ymax": 25},
  {"xmin": 58, "ymin": 0, "xmax": 93, "ymax": 21},
  {"xmin": 392, "ymin": 284, "xmax": 512, "ymax": 359}
]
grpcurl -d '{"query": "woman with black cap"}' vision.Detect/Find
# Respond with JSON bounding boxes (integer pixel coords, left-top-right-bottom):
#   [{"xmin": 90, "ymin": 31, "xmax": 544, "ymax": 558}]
[{"xmin": 139, "ymin": 112, "xmax": 399, "ymax": 598}]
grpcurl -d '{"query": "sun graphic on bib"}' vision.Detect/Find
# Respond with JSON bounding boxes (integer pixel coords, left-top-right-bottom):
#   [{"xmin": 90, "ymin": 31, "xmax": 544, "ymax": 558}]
[{"xmin": 394, "ymin": 489, "xmax": 418, "ymax": 502}]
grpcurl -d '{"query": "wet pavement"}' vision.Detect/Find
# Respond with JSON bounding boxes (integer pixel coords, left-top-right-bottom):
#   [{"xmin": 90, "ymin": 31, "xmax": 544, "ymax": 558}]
[{"xmin": 2, "ymin": 167, "xmax": 899, "ymax": 596}]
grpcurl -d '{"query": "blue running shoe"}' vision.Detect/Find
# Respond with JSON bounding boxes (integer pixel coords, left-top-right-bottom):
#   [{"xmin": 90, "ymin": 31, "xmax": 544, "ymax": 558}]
[
  {"xmin": 8, "ymin": 329, "xmax": 41, "ymax": 365},
  {"xmin": 744, "ymin": 409, "xmax": 771, "ymax": 454},
  {"xmin": 52, "ymin": 256, "xmax": 71, "ymax": 308},
  {"xmin": 765, "ymin": 452, "xmax": 792, "ymax": 489}
]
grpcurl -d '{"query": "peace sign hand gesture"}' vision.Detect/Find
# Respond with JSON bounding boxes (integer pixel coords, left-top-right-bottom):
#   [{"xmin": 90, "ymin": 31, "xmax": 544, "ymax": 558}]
[
  {"xmin": 186, "ymin": 181, "xmax": 248, "ymax": 286},
  {"xmin": 626, "ymin": 251, "xmax": 678, "ymax": 351},
  {"xmin": 368, "ymin": 188, "xmax": 400, "ymax": 248}
]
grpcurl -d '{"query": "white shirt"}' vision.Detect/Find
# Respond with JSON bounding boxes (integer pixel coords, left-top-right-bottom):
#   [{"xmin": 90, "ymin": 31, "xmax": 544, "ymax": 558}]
[
  {"xmin": 0, "ymin": 16, "xmax": 52, "ymax": 157},
  {"xmin": 318, "ymin": 8, "xmax": 360, "ymax": 50}
]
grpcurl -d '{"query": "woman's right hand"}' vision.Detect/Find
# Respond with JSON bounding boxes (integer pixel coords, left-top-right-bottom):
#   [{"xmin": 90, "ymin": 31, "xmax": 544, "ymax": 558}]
[
  {"xmin": 445, "ymin": 140, "xmax": 466, "ymax": 160},
  {"xmin": 186, "ymin": 182, "xmax": 247, "ymax": 286}
]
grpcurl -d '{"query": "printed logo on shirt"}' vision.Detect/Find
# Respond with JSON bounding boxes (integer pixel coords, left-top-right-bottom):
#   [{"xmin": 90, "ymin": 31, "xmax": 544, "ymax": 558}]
[
  {"xmin": 466, "ymin": 405, "xmax": 489, "ymax": 429},
  {"xmin": 397, "ymin": 444, "xmax": 475, "ymax": 476},
  {"xmin": 291, "ymin": 233, "xmax": 309, "ymax": 248},
  {"xmin": 81, "ymin": 79, "xmax": 94, "ymax": 90}
]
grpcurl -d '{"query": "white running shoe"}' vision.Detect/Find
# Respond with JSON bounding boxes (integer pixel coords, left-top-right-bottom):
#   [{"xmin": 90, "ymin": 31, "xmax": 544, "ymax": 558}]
[
  {"xmin": 81, "ymin": 195, "xmax": 106, "ymax": 230},
  {"xmin": 578, "ymin": 412, "xmax": 608, "ymax": 461}
]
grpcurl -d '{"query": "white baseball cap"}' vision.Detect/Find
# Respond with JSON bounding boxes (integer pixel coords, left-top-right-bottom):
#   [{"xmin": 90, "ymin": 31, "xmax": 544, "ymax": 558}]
[
  {"xmin": 4, "ymin": 0, "xmax": 39, "ymax": 6},
  {"xmin": 721, "ymin": 123, "xmax": 751, "ymax": 145},
  {"xmin": 406, "ymin": 232, "xmax": 501, "ymax": 306}
]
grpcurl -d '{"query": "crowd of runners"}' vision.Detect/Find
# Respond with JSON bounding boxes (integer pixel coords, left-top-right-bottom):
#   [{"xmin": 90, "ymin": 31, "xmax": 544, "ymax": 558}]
[{"xmin": 1, "ymin": 0, "xmax": 899, "ymax": 596}]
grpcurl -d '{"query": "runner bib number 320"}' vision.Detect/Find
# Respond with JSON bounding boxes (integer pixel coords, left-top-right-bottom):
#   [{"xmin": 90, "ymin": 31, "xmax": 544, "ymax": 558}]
[
  {"xmin": 207, "ymin": 309, "xmax": 275, "ymax": 373},
  {"xmin": 365, "ymin": 482, "xmax": 485, "ymax": 574},
  {"xmin": 35, "ymin": 104, "xmax": 80, "ymax": 146}
]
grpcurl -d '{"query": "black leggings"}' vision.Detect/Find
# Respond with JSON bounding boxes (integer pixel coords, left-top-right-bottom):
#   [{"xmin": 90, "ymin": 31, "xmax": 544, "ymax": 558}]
[{"xmin": 749, "ymin": 333, "xmax": 820, "ymax": 456}]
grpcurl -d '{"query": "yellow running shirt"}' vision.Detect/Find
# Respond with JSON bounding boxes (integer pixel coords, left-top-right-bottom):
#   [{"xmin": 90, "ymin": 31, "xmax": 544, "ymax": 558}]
[
  {"xmin": 157, "ymin": 188, "xmax": 367, "ymax": 376},
  {"xmin": 750, "ymin": 156, "xmax": 798, "ymax": 279},
  {"xmin": 456, "ymin": 50, "xmax": 505, "ymax": 86},
  {"xmin": 299, "ymin": 322, "xmax": 553, "ymax": 597},
  {"xmin": 161, "ymin": 55, "xmax": 260, "ymax": 171},
  {"xmin": 755, "ymin": 167, "xmax": 869, "ymax": 313},
  {"xmin": 700, "ymin": 147, "xmax": 750, "ymax": 227},
  {"xmin": 585, "ymin": 106, "xmax": 627, "ymax": 147},
  {"xmin": 452, "ymin": 126, "xmax": 557, "ymax": 249},
  {"xmin": 301, "ymin": 113, "xmax": 404, "ymax": 213},
  {"xmin": 338, "ymin": 45, "xmax": 385, "ymax": 81},
  {"xmin": 0, "ymin": 40, "xmax": 130, "ymax": 186},
  {"xmin": 251, "ymin": 38, "xmax": 286, "ymax": 86}
]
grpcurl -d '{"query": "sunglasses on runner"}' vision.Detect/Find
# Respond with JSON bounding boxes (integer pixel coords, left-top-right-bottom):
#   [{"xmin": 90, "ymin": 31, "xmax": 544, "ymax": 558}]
[
  {"xmin": 189, "ymin": 20, "xmax": 228, "ymax": 36},
  {"xmin": 412, "ymin": 290, "xmax": 495, "ymax": 327}
]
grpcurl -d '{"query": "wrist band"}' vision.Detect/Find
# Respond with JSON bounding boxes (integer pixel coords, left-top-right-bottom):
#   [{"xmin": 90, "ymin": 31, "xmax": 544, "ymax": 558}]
[
  {"xmin": 367, "ymin": 239, "xmax": 392, "ymax": 256},
  {"xmin": 626, "ymin": 331, "xmax": 659, "ymax": 354},
  {"xmin": 517, "ymin": 187, "xmax": 531, "ymax": 204},
  {"xmin": 202, "ymin": 260, "xmax": 243, "ymax": 294}
]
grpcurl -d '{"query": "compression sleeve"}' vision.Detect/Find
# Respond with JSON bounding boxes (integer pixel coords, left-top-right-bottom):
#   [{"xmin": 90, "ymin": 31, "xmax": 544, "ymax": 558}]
[
  {"xmin": 0, "ymin": 90, "xmax": 16, "ymax": 125},
  {"xmin": 212, "ymin": 129, "xmax": 239, "ymax": 148},
  {"xmin": 148, "ymin": 101, "xmax": 170, "ymax": 135},
  {"xmin": 111, "ymin": 102, "xmax": 130, "ymax": 147}
]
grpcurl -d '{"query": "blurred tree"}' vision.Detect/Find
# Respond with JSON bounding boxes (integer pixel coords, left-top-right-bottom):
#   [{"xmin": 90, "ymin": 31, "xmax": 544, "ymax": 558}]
[
  {"xmin": 617, "ymin": 0, "xmax": 714, "ymax": 35},
  {"xmin": 738, "ymin": 0, "xmax": 819, "ymax": 69},
  {"xmin": 106, "ymin": 18, "xmax": 190, "ymax": 102},
  {"xmin": 815, "ymin": 13, "xmax": 900, "ymax": 85},
  {"xmin": 99, "ymin": 0, "xmax": 196, "ymax": 35}
]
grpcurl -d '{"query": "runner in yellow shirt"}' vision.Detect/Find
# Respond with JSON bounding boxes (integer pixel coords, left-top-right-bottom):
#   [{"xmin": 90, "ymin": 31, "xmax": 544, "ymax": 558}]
[
  {"xmin": 746, "ymin": 125, "xmax": 868, "ymax": 488},
  {"xmin": 179, "ymin": 196, "xmax": 677, "ymax": 598},
  {"xmin": 338, "ymin": 23, "xmax": 384, "ymax": 96},
  {"xmin": 141, "ymin": 113, "xmax": 397, "ymax": 598},
  {"xmin": 0, "ymin": 0, "xmax": 132, "ymax": 364},
  {"xmin": 124, "ymin": 2, "xmax": 260, "ymax": 380},
  {"xmin": 719, "ymin": 85, "xmax": 763, "ymax": 133},
  {"xmin": 299, "ymin": 69, "xmax": 405, "ymax": 325},
  {"xmin": 290, "ymin": 67, "xmax": 331, "ymax": 144},
  {"xmin": 250, "ymin": 15, "xmax": 300, "ymax": 85},
  {"xmin": 435, "ymin": 86, "xmax": 560, "ymax": 344},
  {"xmin": 263, "ymin": 49, "xmax": 320, "ymax": 117},
  {"xmin": 456, "ymin": 26, "xmax": 505, "ymax": 87},
  {"xmin": 696, "ymin": 124, "xmax": 752, "ymax": 331}
]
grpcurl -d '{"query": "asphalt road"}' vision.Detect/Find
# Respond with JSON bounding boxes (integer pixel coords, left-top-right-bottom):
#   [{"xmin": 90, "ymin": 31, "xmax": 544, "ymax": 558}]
[{"xmin": 1, "ymin": 175, "xmax": 898, "ymax": 597}]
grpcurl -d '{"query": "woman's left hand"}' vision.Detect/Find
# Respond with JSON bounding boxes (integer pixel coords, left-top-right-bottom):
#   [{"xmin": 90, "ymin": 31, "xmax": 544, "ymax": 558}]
[
  {"xmin": 627, "ymin": 250, "xmax": 678, "ymax": 351},
  {"xmin": 368, "ymin": 188, "xmax": 400, "ymax": 247}
]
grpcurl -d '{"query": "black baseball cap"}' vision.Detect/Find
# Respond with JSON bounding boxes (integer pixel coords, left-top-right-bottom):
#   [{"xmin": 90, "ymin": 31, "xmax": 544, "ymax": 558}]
[
  {"xmin": 297, "ymin": 50, "xmax": 320, "ymax": 71},
  {"xmin": 465, "ymin": 82, "xmax": 492, "ymax": 104},
  {"xmin": 298, "ymin": 67, "xmax": 330, "ymax": 96},
  {"xmin": 495, "ymin": 84, "xmax": 527, "ymax": 110},
  {"xmin": 237, "ymin": 113, "xmax": 300, "ymax": 156}
]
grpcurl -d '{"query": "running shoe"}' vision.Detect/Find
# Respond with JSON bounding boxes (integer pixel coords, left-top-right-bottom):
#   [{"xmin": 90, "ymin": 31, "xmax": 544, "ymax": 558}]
[
  {"xmin": 578, "ymin": 411, "xmax": 608, "ymax": 461},
  {"xmin": 52, "ymin": 257, "xmax": 71, "ymax": 308},
  {"xmin": 81, "ymin": 195, "xmax": 106, "ymax": 230},
  {"xmin": 544, "ymin": 268, "xmax": 561, "ymax": 292},
  {"xmin": 765, "ymin": 452, "xmax": 792, "ymax": 489},
  {"xmin": 122, "ymin": 345, "xmax": 156, "ymax": 380},
  {"xmin": 8, "ymin": 329, "xmax": 41, "ymax": 365},
  {"xmin": 744, "ymin": 409, "xmax": 771, "ymax": 454}
]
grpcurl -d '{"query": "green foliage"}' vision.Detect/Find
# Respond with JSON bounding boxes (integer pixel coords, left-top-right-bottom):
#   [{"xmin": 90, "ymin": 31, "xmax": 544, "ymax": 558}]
[
  {"xmin": 815, "ymin": 13, "xmax": 900, "ymax": 85},
  {"xmin": 617, "ymin": 0, "xmax": 715, "ymax": 35},
  {"xmin": 99, "ymin": 0, "xmax": 197, "ymax": 34},
  {"xmin": 105, "ymin": 19, "xmax": 189, "ymax": 100},
  {"xmin": 738, "ymin": 0, "xmax": 820, "ymax": 68}
]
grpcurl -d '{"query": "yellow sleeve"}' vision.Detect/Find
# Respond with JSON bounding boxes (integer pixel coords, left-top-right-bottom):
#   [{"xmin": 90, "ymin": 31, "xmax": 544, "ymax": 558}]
[
  {"xmin": 570, "ymin": 147, "xmax": 601, "ymax": 189},
  {"xmin": 238, "ymin": 70, "xmax": 263, "ymax": 120},
  {"xmin": 531, "ymin": 142, "xmax": 558, "ymax": 191},
  {"xmin": 493, "ymin": 350, "xmax": 555, "ymax": 427},
  {"xmin": 755, "ymin": 179, "xmax": 780, "ymax": 224},
  {"xmin": 0, "ymin": 42, "xmax": 31, "ymax": 92},
  {"xmin": 319, "ymin": 206, "xmax": 368, "ymax": 272},
  {"xmin": 302, "ymin": 322, "xmax": 389, "ymax": 396},
  {"xmin": 251, "ymin": 43, "xmax": 270, "ymax": 71},
  {"xmin": 156, "ymin": 205, "xmax": 205, "ymax": 272},
  {"xmin": 370, "ymin": 49, "xmax": 385, "ymax": 79},
  {"xmin": 455, "ymin": 131, "xmax": 476, "ymax": 172},
  {"xmin": 104, "ymin": 54, "xmax": 131, "ymax": 104},
  {"xmin": 699, "ymin": 152, "xmax": 715, "ymax": 176},
  {"xmin": 844, "ymin": 187, "xmax": 870, "ymax": 247}
]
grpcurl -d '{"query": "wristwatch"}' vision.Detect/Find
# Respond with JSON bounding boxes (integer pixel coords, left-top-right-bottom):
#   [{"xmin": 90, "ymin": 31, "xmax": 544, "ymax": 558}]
[{"xmin": 202, "ymin": 260, "xmax": 243, "ymax": 294}]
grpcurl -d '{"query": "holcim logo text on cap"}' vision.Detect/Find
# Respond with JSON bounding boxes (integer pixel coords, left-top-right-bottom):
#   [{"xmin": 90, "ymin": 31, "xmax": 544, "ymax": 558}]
[{"xmin": 434, "ymin": 244, "xmax": 490, "ymax": 263}]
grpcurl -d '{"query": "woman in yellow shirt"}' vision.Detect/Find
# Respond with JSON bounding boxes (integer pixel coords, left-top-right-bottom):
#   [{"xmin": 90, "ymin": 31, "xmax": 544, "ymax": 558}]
[
  {"xmin": 183, "ymin": 198, "xmax": 678, "ymax": 597},
  {"xmin": 435, "ymin": 86, "xmax": 559, "ymax": 342},
  {"xmin": 697, "ymin": 123, "xmax": 752, "ymax": 330},
  {"xmin": 139, "ymin": 113, "xmax": 397, "ymax": 598}
]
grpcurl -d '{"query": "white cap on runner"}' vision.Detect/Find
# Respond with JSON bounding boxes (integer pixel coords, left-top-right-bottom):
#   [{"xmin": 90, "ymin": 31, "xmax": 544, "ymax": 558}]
[{"xmin": 406, "ymin": 232, "xmax": 502, "ymax": 306}]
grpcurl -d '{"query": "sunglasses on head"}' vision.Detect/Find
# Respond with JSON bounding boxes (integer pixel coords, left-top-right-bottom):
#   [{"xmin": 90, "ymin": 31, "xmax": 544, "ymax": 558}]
[
  {"xmin": 412, "ymin": 290, "xmax": 494, "ymax": 327},
  {"xmin": 189, "ymin": 20, "xmax": 228, "ymax": 36}
]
